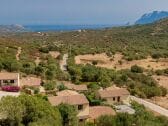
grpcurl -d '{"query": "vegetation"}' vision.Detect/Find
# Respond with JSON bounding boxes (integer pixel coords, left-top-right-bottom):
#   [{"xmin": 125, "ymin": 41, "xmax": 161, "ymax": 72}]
[
  {"xmin": 0, "ymin": 95, "xmax": 62, "ymax": 126},
  {"xmin": 43, "ymin": 81, "xmax": 56, "ymax": 91},
  {"xmin": 95, "ymin": 102, "xmax": 168, "ymax": 126},
  {"xmin": 67, "ymin": 58, "xmax": 167, "ymax": 98},
  {"xmin": 0, "ymin": 18, "xmax": 168, "ymax": 126},
  {"xmin": 58, "ymin": 104, "xmax": 78, "ymax": 126}
]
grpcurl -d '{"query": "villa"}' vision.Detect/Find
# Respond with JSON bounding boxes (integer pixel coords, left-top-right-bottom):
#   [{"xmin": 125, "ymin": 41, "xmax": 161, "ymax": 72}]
[
  {"xmin": 0, "ymin": 72, "xmax": 20, "ymax": 87},
  {"xmin": 48, "ymin": 90, "xmax": 89, "ymax": 121},
  {"xmin": 97, "ymin": 86, "xmax": 130, "ymax": 104}
]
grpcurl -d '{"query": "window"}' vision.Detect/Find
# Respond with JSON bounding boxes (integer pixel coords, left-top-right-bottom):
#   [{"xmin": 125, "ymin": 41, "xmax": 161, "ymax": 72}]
[
  {"xmin": 10, "ymin": 80, "xmax": 15, "ymax": 83},
  {"xmin": 3, "ymin": 80, "xmax": 9, "ymax": 83},
  {"xmin": 78, "ymin": 105, "xmax": 83, "ymax": 110},
  {"xmin": 113, "ymin": 97, "xmax": 115, "ymax": 101},
  {"xmin": 79, "ymin": 119, "xmax": 84, "ymax": 122}
]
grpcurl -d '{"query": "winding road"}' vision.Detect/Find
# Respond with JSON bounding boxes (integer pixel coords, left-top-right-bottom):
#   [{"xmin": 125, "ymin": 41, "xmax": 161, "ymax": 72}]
[{"xmin": 130, "ymin": 96, "xmax": 168, "ymax": 117}]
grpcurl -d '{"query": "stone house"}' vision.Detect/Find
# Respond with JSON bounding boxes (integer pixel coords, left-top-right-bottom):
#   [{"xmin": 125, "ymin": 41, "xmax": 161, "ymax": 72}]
[
  {"xmin": 48, "ymin": 90, "xmax": 89, "ymax": 122},
  {"xmin": 0, "ymin": 72, "xmax": 20, "ymax": 87},
  {"xmin": 97, "ymin": 86, "xmax": 130, "ymax": 104}
]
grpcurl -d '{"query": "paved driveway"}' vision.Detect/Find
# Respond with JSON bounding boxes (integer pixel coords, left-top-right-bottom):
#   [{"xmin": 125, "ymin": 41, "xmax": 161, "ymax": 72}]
[
  {"xmin": 0, "ymin": 91, "xmax": 20, "ymax": 99},
  {"xmin": 130, "ymin": 96, "xmax": 168, "ymax": 117}
]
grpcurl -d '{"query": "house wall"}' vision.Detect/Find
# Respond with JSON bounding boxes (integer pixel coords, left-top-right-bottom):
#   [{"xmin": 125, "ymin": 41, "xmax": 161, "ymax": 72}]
[
  {"xmin": 104, "ymin": 95, "xmax": 129, "ymax": 104},
  {"xmin": 0, "ymin": 79, "xmax": 19, "ymax": 86},
  {"xmin": 77, "ymin": 103, "xmax": 89, "ymax": 120},
  {"xmin": 0, "ymin": 74, "xmax": 20, "ymax": 87}
]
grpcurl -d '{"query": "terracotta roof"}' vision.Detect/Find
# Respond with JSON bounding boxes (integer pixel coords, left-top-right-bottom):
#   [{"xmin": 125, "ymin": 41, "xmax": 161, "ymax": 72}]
[
  {"xmin": 89, "ymin": 106, "xmax": 116, "ymax": 119},
  {"xmin": 105, "ymin": 85, "xmax": 120, "ymax": 90},
  {"xmin": 20, "ymin": 77, "xmax": 41, "ymax": 87},
  {"xmin": 56, "ymin": 90, "xmax": 79, "ymax": 96},
  {"xmin": 0, "ymin": 72, "xmax": 19, "ymax": 80},
  {"xmin": 98, "ymin": 88, "xmax": 130, "ymax": 98},
  {"xmin": 63, "ymin": 82, "xmax": 88, "ymax": 91},
  {"xmin": 48, "ymin": 94, "xmax": 89, "ymax": 106}
]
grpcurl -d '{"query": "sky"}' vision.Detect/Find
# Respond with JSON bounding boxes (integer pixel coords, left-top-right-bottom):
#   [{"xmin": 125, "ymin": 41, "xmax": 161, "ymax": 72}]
[{"xmin": 0, "ymin": 0, "xmax": 168, "ymax": 25}]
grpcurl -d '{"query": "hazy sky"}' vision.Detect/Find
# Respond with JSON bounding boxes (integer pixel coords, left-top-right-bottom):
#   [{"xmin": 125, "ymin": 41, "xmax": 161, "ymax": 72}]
[{"xmin": 0, "ymin": 0, "xmax": 168, "ymax": 25}]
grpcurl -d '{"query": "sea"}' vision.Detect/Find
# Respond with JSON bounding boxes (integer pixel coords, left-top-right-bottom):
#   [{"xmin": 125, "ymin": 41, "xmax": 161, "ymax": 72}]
[{"xmin": 24, "ymin": 24, "xmax": 120, "ymax": 32}]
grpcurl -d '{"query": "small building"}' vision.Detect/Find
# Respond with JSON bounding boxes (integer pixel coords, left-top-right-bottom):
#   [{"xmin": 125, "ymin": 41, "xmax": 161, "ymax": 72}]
[
  {"xmin": 63, "ymin": 81, "xmax": 88, "ymax": 92},
  {"xmin": 20, "ymin": 77, "xmax": 41, "ymax": 87},
  {"xmin": 89, "ymin": 106, "xmax": 116, "ymax": 122},
  {"xmin": 48, "ymin": 90, "xmax": 89, "ymax": 121},
  {"xmin": 97, "ymin": 86, "xmax": 130, "ymax": 104},
  {"xmin": 0, "ymin": 72, "xmax": 20, "ymax": 87}
]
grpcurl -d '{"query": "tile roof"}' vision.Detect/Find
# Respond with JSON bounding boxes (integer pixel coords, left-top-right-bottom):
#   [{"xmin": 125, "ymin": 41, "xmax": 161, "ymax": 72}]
[
  {"xmin": 63, "ymin": 82, "xmax": 88, "ymax": 91},
  {"xmin": 98, "ymin": 88, "xmax": 130, "ymax": 98},
  {"xmin": 20, "ymin": 77, "xmax": 41, "ymax": 87},
  {"xmin": 56, "ymin": 90, "xmax": 79, "ymax": 96},
  {"xmin": 0, "ymin": 72, "xmax": 19, "ymax": 80},
  {"xmin": 89, "ymin": 106, "xmax": 116, "ymax": 119},
  {"xmin": 48, "ymin": 94, "xmax": 89, "ymax": 106}
]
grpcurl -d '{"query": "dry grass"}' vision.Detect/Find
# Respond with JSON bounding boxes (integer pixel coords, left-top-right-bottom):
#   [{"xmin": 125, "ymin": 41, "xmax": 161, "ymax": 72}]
[
  {"xmin": 75, "ymin": 53, "xmax": 168, "ymax": 70},
  {"xmin": 148, "ymin": 95, "xmax": 168, "ymax": 109},
  {"xmin": 49, "ymin": 51, "xmax": 60, "ymax": 58},
  {"xmin": 152, "ymin": 75, "xmax": 168, "ymax": 89}
]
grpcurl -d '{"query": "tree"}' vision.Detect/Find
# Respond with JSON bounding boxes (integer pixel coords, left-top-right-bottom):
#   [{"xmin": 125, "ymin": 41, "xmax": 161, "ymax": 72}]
[
  {"xmin": 43, "ymin": 81, "xmax": 56, "ymax": 90},
  {"xmin": 57, "ymin": 83, "xmax": 67, "ymax": 91},
  {"xmin": 18, "ymin": 95, "xmax": 62, "ymax": 126},
  {"xmin": 96, "ymin": 115, "xmax": 116, "ymax": 126},
  {"xmin": 45, "ymin": 70, "xmax": 55, "ymax": 80},
  {"xmin": 115, "ymin": 113, "xmax": 132, "ymax": 126},
  {"xmin": 0, "ymin": 61, "xmax": 3, "ymax": 71},
  {"xmin": 58, "ymin": 104, "xmax": 78, "ymax": 126},
  {"xmin": 3, "ymin": 59, "xmax": 21, "ymax": 72},
  {"xmin": 0, "ymin": 95, "xmax": 62, "ymax": 126},
  {"xmin": 0, "ymin": 96, "xmax": 25, "ymax": 126}
]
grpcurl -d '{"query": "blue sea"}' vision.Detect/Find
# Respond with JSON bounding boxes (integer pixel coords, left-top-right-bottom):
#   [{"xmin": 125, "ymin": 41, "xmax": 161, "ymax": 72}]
[{"xmin": 24, "ymin": 24, "xmax": 120, "ymax": 32}]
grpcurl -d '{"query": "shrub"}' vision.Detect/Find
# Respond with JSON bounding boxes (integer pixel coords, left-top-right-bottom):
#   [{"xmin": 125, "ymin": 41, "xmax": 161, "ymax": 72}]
[
  {"xmin": 152, "ymin": 52, "xmax": 162, "ymax": 59},
  {"xmin": 92, "ymin": 60, "xmax": 98, "ymax": 65},
  {"xmin": 131, "ymin": 65, "xmax": 143, "ymax": 73},
  {"xmin": 39, "ymin": 47, "xmax": 49, "ymax": 53},
  {"xmin": 43, "ymin": 81, "xmax": 56, "ymax": 91},
  {"xmin": 1, "ymin": 86, "xmax": 20, "ymax": 92}
]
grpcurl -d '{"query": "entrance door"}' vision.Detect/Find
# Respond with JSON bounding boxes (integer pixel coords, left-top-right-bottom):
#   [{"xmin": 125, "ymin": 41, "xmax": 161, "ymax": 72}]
[{"xmin": 117, "ymin": 96, "xmax": 120, "ymax": 102}]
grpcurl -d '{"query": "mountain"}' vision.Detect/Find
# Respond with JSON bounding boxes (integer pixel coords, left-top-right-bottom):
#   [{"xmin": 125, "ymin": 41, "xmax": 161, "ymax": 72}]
[
  {"xmin": 0, "ymin": 24, "xmax": 27, "ymax": 33},
  {"xmin": 135, "ymin": 11, "xmax": 168, "ymax": 25}
]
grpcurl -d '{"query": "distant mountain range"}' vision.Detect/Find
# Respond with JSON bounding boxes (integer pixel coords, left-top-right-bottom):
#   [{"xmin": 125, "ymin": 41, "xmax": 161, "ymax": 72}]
[
  {"xmin": 135, "ymin": 11, "xmax": 168, "ymax": 25},
  {"xmin": 1, "ymin": 11, "xmax": 168, "ymax": 33},
  {"xmin": 0, "ymin": 24, "xmax": 26, "ymax": 33}
]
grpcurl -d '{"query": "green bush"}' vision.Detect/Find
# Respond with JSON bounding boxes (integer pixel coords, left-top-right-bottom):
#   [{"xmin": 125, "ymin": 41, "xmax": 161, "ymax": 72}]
[
  {"xmin": 131, "ymin": 65, "xmax": 143, "ymax": 73},
  {"xmin": 43, "ymin": 81, "xmax": 56, "ymax": 91}
]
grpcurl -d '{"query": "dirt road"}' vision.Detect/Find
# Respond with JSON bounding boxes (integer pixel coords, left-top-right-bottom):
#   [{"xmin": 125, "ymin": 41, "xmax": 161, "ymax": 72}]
[
  {"xmin": 130, "ymin": 96, "xmax": 168, "ymax": 117},
  {"xmin": 16, "ymin": 47, "xmax": 21, "ymax": 61},
  {"xmin": 60, "ymin": 54, "xmax": 68, "ymax": 71}
]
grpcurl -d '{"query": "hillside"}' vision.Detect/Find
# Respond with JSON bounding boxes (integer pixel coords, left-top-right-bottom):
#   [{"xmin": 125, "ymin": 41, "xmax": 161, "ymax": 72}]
[
  {"xmin": 135, "ymin": 11, "xmax": 168, "ymax": 25},
  {"xmin": 0, "ymin": 14, "xmax": 168, "ymax": 126},
  {"xmin": 0, "ymin": 18, "xmax": 168, "ymax": 62}
]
